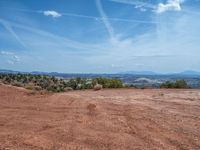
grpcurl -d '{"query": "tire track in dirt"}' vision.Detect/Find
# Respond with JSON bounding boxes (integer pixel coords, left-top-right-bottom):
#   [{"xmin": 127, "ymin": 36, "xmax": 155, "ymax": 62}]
[{"xmin": 1, "ymin": 85, "xmax": 200, "ymax": 149}]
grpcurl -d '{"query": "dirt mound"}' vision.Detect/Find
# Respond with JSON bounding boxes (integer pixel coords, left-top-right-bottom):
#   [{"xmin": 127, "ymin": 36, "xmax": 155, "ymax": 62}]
[{"xmin": 0, "ymin": 85, "xmax": 200, "ymax": 149}]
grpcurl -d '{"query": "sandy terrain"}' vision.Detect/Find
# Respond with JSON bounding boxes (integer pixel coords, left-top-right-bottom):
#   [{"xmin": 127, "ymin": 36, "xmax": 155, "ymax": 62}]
[{"xmin": 0, "ymin": 84, "xmax": 200, "ymax": 150}]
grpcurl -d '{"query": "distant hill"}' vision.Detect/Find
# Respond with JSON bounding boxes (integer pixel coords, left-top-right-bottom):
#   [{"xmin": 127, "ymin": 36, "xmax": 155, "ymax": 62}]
[
  {"xmin": 119, "ymin": 70, "xmax": 200, "ymax": 76},
  {"xmin": 178, "ymin": 70, "xmax": 200, "ymax": 76},
  {"xmin": 1, "ymin": 69, "xmax": 200, "ymax": 88},
  {"xmin": 1, "ymin": 69, "xmax": 200, "ymax": 76},
  {"xmin": 0, "ymin": 69, "xmax": 59, "ymax": 75},
  {"xmin": 119, "ymin": 71, "xmax": 159, "ymax": 75},
  {"xmin": 0, "ymin": 69, "xmax": 22, "ymax": 74}
]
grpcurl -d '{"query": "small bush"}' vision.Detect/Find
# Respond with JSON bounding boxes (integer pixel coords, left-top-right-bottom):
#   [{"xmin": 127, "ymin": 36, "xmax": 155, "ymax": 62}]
[
  {"xmin": 11, "ymin": 82, "xmax": 23, "ymax": 87},
  {"xmin": 34, "ymin": 85, "xmax": 42, "ymax": 91},
  {"xmin": 93, "ymin": 84, "xmax": 103, "ymax": 91},
  {"xmin": 25, "ymin": 83, "xmax": 35, "ymax": 90},
  {"xmin": 92, "ymin": 77, "xmax": 123, "ymax": 88},
  {"xmin": 27, "ymin": 90, "xmax": 37, "ymax": 95},
  {"xmin": 64, "ymin": 87, "xmax": 73, "ymax": 92}
]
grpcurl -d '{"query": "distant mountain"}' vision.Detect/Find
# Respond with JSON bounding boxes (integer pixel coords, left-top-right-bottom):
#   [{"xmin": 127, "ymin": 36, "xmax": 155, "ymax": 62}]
[
  {"xmin": 0, "ymin": 69, "xmax": 61, "ymax": 75},
  {"xmin": 120, "ymin": 70, "xmax": 200, "ymax": 76},
  {"xmin": 0, "ymin": 69, "xmax": 22, "ymax": 74},
  {"xmin": 30, "ymin": 71, "xmax": 58, "ymax": 75},
  {"xmin": 178, "ymin": 70, "xmax": 200, "ymax": 76},
  {"xmin": 119, "ymin": 71, "xmax": 159, "ymax": 75},
  {"xmin": 1, "ymin": 69, "xmax": 200, "ymax": 76}
]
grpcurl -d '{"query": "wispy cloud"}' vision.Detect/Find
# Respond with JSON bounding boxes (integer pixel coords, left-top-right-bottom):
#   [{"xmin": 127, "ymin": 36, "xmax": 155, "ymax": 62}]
[
  {"xmin": 0, "ymin": 7, "xmax": 175, "ymax": 25},
  {"xmin": 0, "ymin": 51, "xmax": 14, "ymax": 55},
  {"xmin": 111, "ymin": 64, "xmax": 124, "ymax": 68},
  {"xmin": 109, "ymin": 0, "xmax": 187, "ymax": 14},
  {"xmin": 156, "ymin": 0, "xmax": 184, "ymax": 13},
  {"xmin": 0, "ymin": 50, "xmax": 21, "ymax": 65},
  {"xmin": 0, "ymin": 1, "xmax": 200, "ymax": 73},
  {"xmin": 131, "ymin": 54, "xmax": 177, "ymax": 59},
  {"xmin": 46, "ymin": 11, "xmax": 173, "ymax": 25},
  {"xmin": 43, "ymin": 10, "xmax": 62, "ymax": 18},
  {"xmin": 109, "ymin": 0, "xmax": 156, "ymax": 9},
  {"xmin": 0, "ymin": 19, "xmax": 26, "ymax": 47},
  {"xmin": 109, "ymin": 0, "xmax": 156, "ymax": 12},
  {"xmin": 0, "ymin": 18, "xmax": 111, "ymax": 59},
  {"xmin": 96, "ymin": 0, "xmax": 117, "ymax": 43}
]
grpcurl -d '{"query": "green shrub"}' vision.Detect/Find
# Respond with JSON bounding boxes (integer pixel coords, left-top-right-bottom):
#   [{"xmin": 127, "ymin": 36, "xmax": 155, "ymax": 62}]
[
  {"xmin": 92, "ymin": 77, "xmax": 123, "ymax": 88},
  {"xmin": 93, "ymin": 84, "xmax": 103, "ymax": 91},
  {"xmin": 160, "ymin": 80, "xmax": 190, "ymax": 89},
  {"xmin": 11, "ymin": 81, "xmax": 23, "ymax": 87},
  {"xmin": 0, "ymin": 73, "xmax": 125, "ymax": 92},
  {"xmin": 64, "ymin": 87, "xmax": 73, "ymax": 91},
  {"xmin": 25, "ymin": 83, "xmax": 35, "ymax": 90},
  {"xmin": 174, "ymin": 80, "xmax": 190, "ymax": 88}
]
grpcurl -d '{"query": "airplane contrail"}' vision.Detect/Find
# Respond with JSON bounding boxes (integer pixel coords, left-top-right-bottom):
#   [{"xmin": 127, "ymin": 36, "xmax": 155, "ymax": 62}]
[
  {"xmin": 108, "ymin": 0, "xmax": 156, "ymax": 9},
  {"xmin": 0, "ymin": 18, "xmax": 110, "ymax": 53},
  {"xmin": 96, "ymin": 0, "xmax": 115, "ymax": 40},
  {"xmin": 0, "ymin": 19, "xmax": 26, "ymax": 47},
  {"xmin": 0, "ymin": 7, "xmax": 176, "ymax": 25}
]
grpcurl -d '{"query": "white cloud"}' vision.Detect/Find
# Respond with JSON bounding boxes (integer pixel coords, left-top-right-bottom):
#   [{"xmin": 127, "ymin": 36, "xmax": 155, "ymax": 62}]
[
  {"xmin": 111, "ymin": 64, "xmax": 124, "ymax": 68},
  {"xmin": 109, "ymin": 0, "xmax": 156, "ymax": 9},
  {"xmin": 7, "ymin": 60, "xmax": 15, "ymax": 65},
  {"xmin": 139, "ymin": 8, "xmax": 147, "ymax": 12},
  {"xmin": 14, "ymin": 55, "xmax": 20, "ymax": 62},
  {"xmin": 1, "ymin": 4, "xmax": 199, "ymax": 73},
  {"xmin": 109, "ymin": 0, "xmax": 186, "ymax": 14},
  {"xmin": 156, "ymin": 0, "xmax": 184, "ymax": 13},
  {"xmin": 43, "ymin": 10, "xmax": 62, "ymax": 18},
  {"xmin": 0, "ymin": 51, "xmax": 14, "ymax": 55},
  {"xmin": 0, "ymin": 50, "xmax": 21, "ymax": 64}
]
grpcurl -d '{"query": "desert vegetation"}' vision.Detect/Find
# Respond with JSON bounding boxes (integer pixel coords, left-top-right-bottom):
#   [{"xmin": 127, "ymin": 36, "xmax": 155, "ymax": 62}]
[
  {"xmin": 92, "ymin": 77, "xmax": 124, "ymax": 88},
  {"xmin": 160, "ymin": 80, "xmax": 190, "ymax": 89},
  {"xmin": 0, "ymin": 74, "xmax": 124, "ymax": 92},
  {"xmin": 0, "ymin": 74, "xmax": 192, "ymax": 92}
]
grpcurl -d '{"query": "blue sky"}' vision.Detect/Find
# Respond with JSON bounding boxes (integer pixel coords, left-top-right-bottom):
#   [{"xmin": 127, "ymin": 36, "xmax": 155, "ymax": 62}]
[{"xmin": 0, "ymin": 0, "xmax": 200, "ymax": 73}]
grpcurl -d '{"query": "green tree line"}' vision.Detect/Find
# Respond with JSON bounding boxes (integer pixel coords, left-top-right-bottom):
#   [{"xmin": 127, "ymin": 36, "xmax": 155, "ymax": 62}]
[
  {"xmin": 160, "ymin": 80, "xmax": 190, "ymax": 89},
  {"xmin": 0, "ymin": 74, "xmax": 124, "ymax": 92}
]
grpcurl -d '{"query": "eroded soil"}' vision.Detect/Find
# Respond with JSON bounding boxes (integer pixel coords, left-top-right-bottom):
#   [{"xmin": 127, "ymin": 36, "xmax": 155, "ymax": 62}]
[{"xmin": 0, "ymin": 84, "xmax": 200, "ymax": 150}]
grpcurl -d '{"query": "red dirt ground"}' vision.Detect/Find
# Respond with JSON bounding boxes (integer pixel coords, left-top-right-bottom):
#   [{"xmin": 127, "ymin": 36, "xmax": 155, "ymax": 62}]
[{"xmin": 0, "ymin": 84, "xmax": 200, "ymax": 150}]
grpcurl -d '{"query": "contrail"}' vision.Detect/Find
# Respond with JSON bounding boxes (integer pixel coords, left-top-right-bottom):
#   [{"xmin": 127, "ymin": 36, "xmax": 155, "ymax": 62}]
[
  {"xmin": 96, "ymin": 0, "xmax": 115, "ymax": 40},
  {"xmin": 0, "ymin": 18, "xmax": 110, "ymax": 52},
  {"xmin": 61, "ymin": 13, "xmax": 173, "ymax": 25},
  {"xmin": 62, "ymin": 12, "xmax": 97, "ymax": 20},
  {"xmin": 109, "ymin": 0, "xmax": 156, "ymax": 9},
  {"xmin": 0, "ymin": 19, "xmax": 26, "ymax": 47},
  {"xmin": 62, "ymin": 12, "xmax": 163, "ymax": 24},
  {"xmin": 109, "ymin": 0, "xmax": 200, "ymax": 16},
  {"xmin": 0, "ymin": 7, "xmax": 175, "ymax": 25}
]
